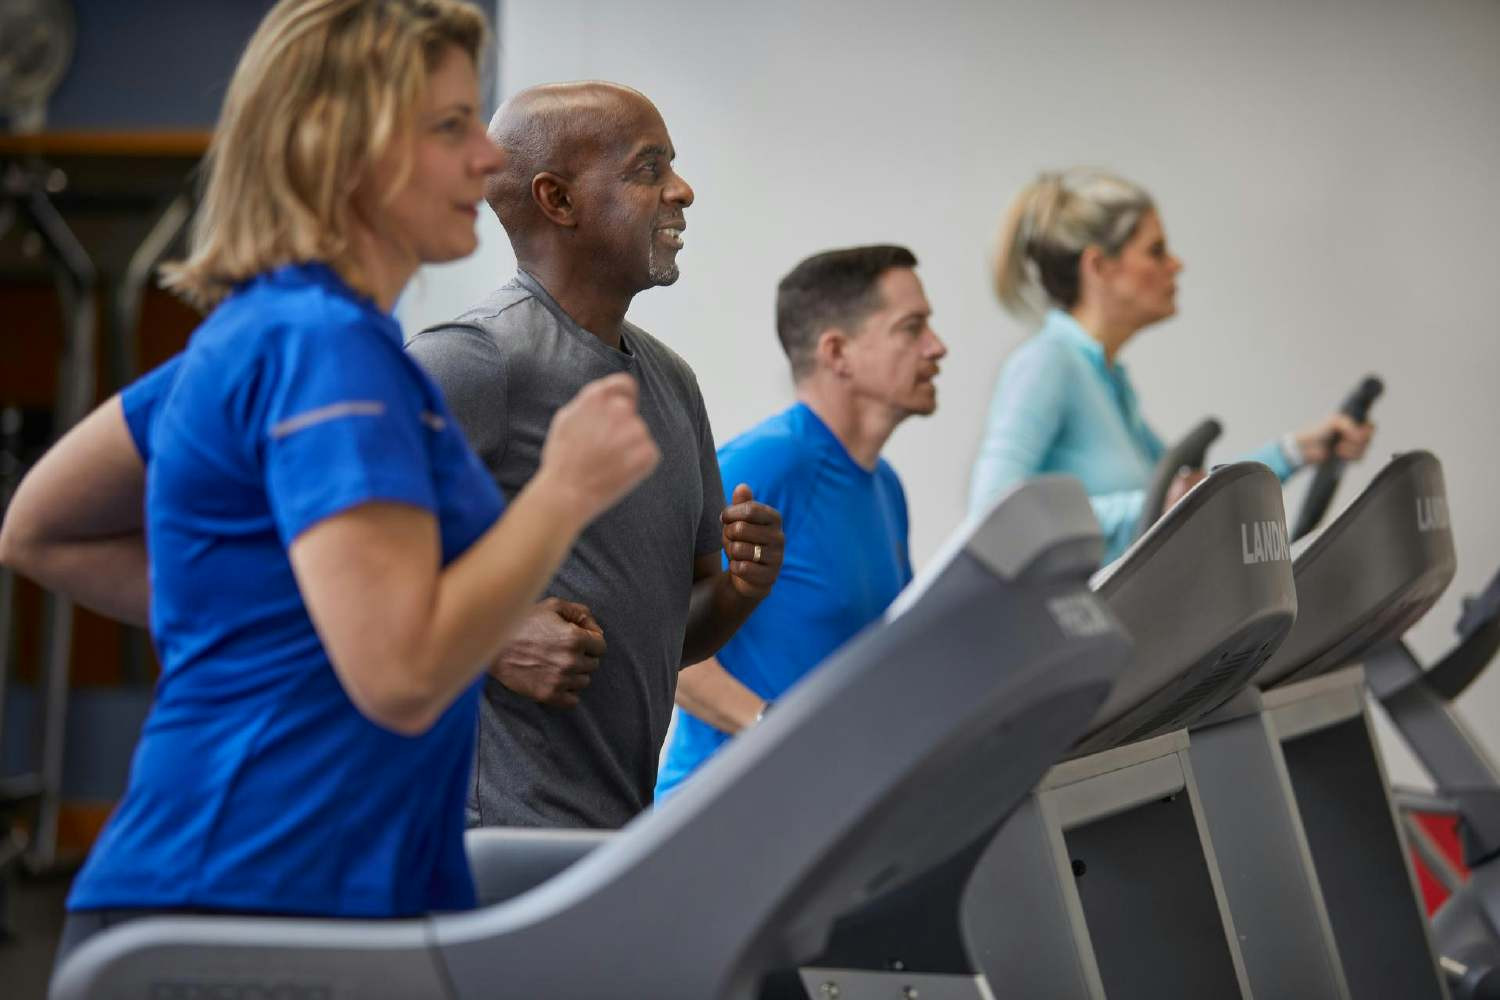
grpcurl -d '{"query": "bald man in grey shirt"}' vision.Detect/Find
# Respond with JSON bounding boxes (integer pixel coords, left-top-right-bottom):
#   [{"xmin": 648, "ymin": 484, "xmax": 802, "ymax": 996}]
[
  {"xmin": 409, "ymin": 82, "xmax": 785, "ymax": 828},
  {"xmin": 409, "ymin": 272, "xmax": 725, "ymax": 827}
]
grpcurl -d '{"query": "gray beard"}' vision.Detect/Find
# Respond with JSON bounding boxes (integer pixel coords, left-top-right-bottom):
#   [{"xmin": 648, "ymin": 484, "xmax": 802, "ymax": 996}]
[{"xmin": 646, "ymin": 241, "xmax": 681, "ymax": 285}]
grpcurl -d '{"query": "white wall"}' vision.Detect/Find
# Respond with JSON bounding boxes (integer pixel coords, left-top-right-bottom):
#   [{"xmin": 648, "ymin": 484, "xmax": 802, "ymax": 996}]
[{"xmin": 401, "ymin": 0, "xmax": 1500, "ymax": 784}]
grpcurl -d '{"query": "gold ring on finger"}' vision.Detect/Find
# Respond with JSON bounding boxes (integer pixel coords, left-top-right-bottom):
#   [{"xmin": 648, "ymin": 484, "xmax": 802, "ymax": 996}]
[{"xmin": 753, "ymin": 544, "xmax": 763, "ymax": 563}]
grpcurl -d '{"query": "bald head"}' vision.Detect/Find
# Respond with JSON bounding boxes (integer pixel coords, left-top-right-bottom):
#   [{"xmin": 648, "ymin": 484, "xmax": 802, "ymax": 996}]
[
  {"xmin": 484, "ymin": 80, "xmax": 694, "ymax": 296},
  {"xmin": 485, "ymin": 81, "xmax": 656, "ymax": 241}
]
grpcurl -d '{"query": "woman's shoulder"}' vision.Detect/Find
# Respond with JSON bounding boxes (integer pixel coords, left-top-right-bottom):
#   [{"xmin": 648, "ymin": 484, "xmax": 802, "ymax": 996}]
[
  {"xmin": 1001, "ymin": 328, "xmax": 1088, "ymax": 387},
  {"xmin": 175, "ymin": 280, "xmax": 423, "ymax": 439},
  {"xmin": 198, "ymin": 278, "xmax": 404, "ymax": 373}
]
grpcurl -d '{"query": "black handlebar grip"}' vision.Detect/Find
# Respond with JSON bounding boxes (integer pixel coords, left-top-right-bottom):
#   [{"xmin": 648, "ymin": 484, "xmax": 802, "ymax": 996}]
[
  {"xmin": 1291, "ymin": 375, "xmax": 1384, "ymax": 542},
  {"xmin": 1343, "ymin": 375, "xmax": 1384, "ymax": 422},
  {"xmin": 1136, "ymin": 417, "xmax": 1223, "ymax": 541},
  {"xmin": 1176, "ymin": 417, "xmax": 1224, "ymax": 470}
]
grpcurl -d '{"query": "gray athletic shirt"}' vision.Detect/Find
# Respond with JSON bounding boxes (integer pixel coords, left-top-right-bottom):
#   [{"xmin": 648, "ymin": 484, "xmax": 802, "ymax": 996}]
[{"xmin": 407, "ymin": 270, "xmax": 725, "ymax": 829}]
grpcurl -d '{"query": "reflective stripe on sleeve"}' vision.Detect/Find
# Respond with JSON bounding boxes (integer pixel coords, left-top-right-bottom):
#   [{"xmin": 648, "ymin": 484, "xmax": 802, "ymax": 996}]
[{"xmin": 269, "ymin": 401, "xmax": 387, "ymax": 440}]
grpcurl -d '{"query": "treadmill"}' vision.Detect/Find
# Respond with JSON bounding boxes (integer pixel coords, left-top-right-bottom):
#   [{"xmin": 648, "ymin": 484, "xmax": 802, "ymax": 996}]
[
  {"xmin": 1232, "ymin": 450, "xmax": 1458, "ymax": 1000},
  {"xmin": 51, "ymin": 476, "xmax": 1131, "ymax": 1000},
  {"xmin": 796, "ymin": 459, "xmax": 1299, "ymax": 1000},
  {"xmin": 1364, "ymin": 570, "xmax": 1500, "ymax": 1000}
]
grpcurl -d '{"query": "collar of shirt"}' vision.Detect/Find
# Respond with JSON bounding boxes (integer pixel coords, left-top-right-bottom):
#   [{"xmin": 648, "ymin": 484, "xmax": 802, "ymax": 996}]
[
  {"xmin": 1040, "ymin": 308, "xmax": 1146, "ymax": 427},
  {"xmin": 1041, "ymin": 308, "xmax": 1129, "ymax": 375},
  {"xmin": 791, "ymin": 401, "xmax": 879, "ymax": 478},
  {"xmin": 252, "ymin": 261, "xmax": 403, "ymax": 348},
  {"xmin": 514, "ymin": 268, "xmax": 639, "ymax": 363}
]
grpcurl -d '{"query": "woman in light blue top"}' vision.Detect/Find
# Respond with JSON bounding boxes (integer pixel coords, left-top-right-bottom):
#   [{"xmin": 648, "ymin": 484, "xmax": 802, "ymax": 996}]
[{"xmin": 969, "ymin": 169, "xmax": 1373, "ymax": 561}]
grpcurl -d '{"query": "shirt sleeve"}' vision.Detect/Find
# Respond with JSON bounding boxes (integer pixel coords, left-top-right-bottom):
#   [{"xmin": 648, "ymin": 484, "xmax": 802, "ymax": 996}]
[
  {"xmin": 889, "ymin": 467, "xmax": 914, "ymax": 585},
  {"xmin": 716, "ymin": 432, "xmax": 802, "ymax": 573},
  {"xmin": 1138, "ymin": 415, "xmax": 1167, "ymax": 465},
  {"xmin": 1089, "ymin": 490, "xmax": 1148, "ymax": 559},
  {"xmin": 260, "ymin": 322, "xmax": 437, "ymax": 545},
  {"xmin": 1094, "ymin": 388, "xmax": 1161, "ymax": 554},
  {"xmin": 119, "ymin": 355, "xmax": 184, "ymax": 462},
  {"xmin": 1238, "ymin": 438, "xmax": 1298, "ymax": 481},
  {"xmin": 692, "ymin": 386, "xmax": 727, "ymax": 558},
  {"xmin": 405, "ymin": 325, "xmax": 511, "ymax": 481},
  {"xmin": 968, "ymin": 338, "xmax": 1069, "ymax": 516}
]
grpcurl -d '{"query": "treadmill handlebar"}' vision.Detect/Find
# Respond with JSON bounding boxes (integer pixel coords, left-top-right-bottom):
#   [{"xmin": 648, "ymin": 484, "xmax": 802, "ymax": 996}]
[
  {"xmin": 1343, "ymin": 375, "xmax": 1386, "ymax": 423},
  {"xmin": 1175, "ymin": 417, "xmax": 1224, "ymax": 470},
  {"xmin": 1425, "ymin": 571, "xmax": 1500, "ymax": 702},
  {"xmin": 1135, "ymin": 417, "xmax": 1222, "ymax": 542},
  {"xmin": 1290, "ymin": 374, "xmax": 1384, "ymax": 542},
  {"xmin": 1458, "ymin": 568, "xmax": 1500, "ymax": 641}
]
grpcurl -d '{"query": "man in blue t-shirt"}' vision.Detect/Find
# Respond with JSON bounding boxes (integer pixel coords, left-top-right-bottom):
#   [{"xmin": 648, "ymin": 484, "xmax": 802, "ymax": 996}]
[{"xmin": 656, "ymin": 245, "xmax": 947, "ymax": 796}]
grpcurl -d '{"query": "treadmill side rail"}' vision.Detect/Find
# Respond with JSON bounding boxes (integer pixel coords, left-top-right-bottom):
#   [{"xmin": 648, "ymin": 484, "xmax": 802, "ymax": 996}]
[
  {"xmin": 50, "ymin": 916, "xmax": 450, "ymax": 1000},
  {"xmin": 1273, "ymin": 670, "xmax": 1453, "ymax": 1000},
  {"xmin": 798, "ymin": 968, "xmax": 997, "ymax": 1000},
  {"xmin": 1190, "ymin": 701, "xmax": 1352, "ymax": 998}
]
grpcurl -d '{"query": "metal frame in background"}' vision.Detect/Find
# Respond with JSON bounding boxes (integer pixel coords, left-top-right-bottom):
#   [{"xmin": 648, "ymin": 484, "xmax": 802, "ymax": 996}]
[
  {"xmin": 0, "ymin": 134, "xmax": 202, "ymax": 873},
  {"xmin": 0, "ymin": 159, "xmax": 96, "ymax": 873}
]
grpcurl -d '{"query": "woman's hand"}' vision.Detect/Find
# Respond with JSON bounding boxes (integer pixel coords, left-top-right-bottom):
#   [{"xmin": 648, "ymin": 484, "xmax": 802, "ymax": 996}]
[
  {"xmin": 1293, "ymin": 414, "xmax": 1375, "ymax": 466},
  {"xmin": 1163, "ymin": 468, "xmax": 1208, "ymax": 512}
]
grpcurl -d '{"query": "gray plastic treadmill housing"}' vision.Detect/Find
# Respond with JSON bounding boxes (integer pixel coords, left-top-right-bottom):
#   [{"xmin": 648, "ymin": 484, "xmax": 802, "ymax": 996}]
[
  {"xmin": 796, "ymin": 462, "xmax": 1290, "ymax": 984},
  {"xmin": 1253, "ymin": 451, "xmax": 1456, "ymax": 689},
  {"xmin": 51, "ymin": 475, "xmax": 1130, "ymax": 1000},
  {"xmin": 1079, "ymin": 461, "xmax": 1296, "ymax": 754}
]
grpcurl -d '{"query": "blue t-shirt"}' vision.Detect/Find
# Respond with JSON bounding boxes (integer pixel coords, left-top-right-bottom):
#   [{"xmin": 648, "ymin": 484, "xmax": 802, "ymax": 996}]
[
  {"xmin": 656, "ymin": 402, "xmax": 912, "ymax": 797},
  {"xmin": 69, "ymin": 263, "xmax": 504, "ymax": 918},
  {"xmin": 120, "ymin": 355, "xmax": 183, "ymax": 460}
]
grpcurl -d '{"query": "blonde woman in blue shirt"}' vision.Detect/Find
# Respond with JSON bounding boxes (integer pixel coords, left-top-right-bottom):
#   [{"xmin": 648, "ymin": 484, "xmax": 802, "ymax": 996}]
[
  {"xmin": 969, "ymin": 169, "xmax": 1373, "ymax": 562},
  {"xmin": 2, "ymin": 0, "xmax": 661, "ymax": 968}
]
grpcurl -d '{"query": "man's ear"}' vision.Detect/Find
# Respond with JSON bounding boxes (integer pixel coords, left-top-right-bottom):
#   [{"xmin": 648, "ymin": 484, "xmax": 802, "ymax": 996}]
[
  {"xmin": 815, "ymin": 328, "xmax": 853, "ymax": 378},
  {"xmin": 532, "ymin": 172, "xmax": 577, "ymax": 227}
]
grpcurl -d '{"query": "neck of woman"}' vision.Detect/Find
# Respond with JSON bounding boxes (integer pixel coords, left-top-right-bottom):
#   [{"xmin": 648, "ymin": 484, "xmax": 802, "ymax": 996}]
[{"xmin": 1068, "ymin": 303, "xmax": 1139, "ymax": 366}]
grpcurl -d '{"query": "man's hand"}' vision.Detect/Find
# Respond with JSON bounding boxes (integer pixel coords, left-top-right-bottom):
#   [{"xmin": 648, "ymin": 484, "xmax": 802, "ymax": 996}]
[
  {"xmin": 721, "ymin": 483, "xmax": 784, "ymax": 601},
  {"xmin": 1293, "ymin": 413, "xmax": 1376, "ymax": 466},
  {"xmin": 489, "ymin": 597, "xmax": 606, "ymax": 708}
]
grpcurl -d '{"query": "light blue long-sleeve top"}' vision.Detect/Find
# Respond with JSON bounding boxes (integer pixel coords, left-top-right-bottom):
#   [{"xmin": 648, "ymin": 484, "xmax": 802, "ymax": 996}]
[{"xmin": 969, "ymin": 309, "xmax": 1299, "ymax": 562}]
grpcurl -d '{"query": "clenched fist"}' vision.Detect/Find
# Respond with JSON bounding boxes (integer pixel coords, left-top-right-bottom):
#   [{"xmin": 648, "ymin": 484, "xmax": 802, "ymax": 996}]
[
  {"xmin": 721, "ymin": 483, "xmax": 784, "ymax": 601},
  {"xmin": 491, "ymin": 597, "xmax": 606, "ymax": 709},
  {"xmin": 1293, "ymin": 413, "xmax": 1375, "ymax": 466}
]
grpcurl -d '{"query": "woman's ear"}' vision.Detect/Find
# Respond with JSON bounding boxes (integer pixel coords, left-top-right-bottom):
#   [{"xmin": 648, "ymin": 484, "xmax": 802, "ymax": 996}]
[
  {"xmin": 532, "ymin": 172, "xmax": 576, "ymax": 227},
  {"xmin": 1076, "ymin": 243, "xmax": 1115, "ymax": 303},
  {"xmin": 1079, "ymin": 244, "xmax": 1106, "ymax": 282}
]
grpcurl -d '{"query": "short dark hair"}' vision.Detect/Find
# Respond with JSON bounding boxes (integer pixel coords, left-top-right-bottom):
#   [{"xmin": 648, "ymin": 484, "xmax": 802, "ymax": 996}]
[{"xmin": 775, "ymin": 244, "xmax": 918, "ymax": 379}]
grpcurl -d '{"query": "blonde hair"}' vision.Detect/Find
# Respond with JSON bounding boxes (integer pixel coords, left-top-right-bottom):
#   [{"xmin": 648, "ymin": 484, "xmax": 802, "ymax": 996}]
[
  {"xmin": 992, "ymin": 168, "xmax": 1154, "ymax": 325},
  {"xmin": 161, "ymin": 0, "xmax": 487, "ymax": 310}
]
